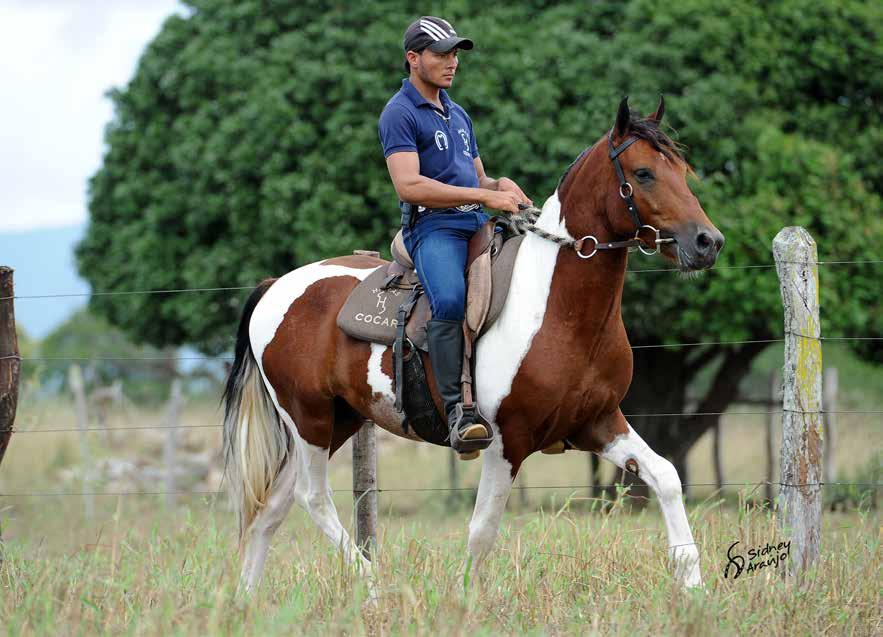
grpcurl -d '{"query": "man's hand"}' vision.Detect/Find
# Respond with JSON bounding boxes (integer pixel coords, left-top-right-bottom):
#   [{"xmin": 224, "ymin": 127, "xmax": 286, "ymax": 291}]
[
  {"xmin": 497, "ymin": 177, "xmax": 532, "ymax": 207},
  {"xmin": 481, "ymin": 189, "xmax": 523, "ymax": 214}
]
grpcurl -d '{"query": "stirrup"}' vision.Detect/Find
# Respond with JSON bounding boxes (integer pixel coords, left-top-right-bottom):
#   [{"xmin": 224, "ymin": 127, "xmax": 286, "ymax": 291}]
[{"xmin": 449, "ymin": 403, "xmax": 493, "ymax": 454}]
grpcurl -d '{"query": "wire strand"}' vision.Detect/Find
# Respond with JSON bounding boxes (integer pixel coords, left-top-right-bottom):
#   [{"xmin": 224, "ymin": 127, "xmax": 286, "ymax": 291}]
[
  {"xmin": 0, "ymin": 285, "xmax": 255, "ymax": 301},
  {"xmin": 2, "ymin": 259, "xmax": 881, "ymax": 301},
  {"xmin": 0, "ymin": 481, "xmax": 879, "ymax": 498},
  {"xmin": 7, "ymin": 409, "xmax": 880, "ymax": 435},
  {"xmin": 626, "ymin": 258, "xmax": 883, "ymax": 274}
]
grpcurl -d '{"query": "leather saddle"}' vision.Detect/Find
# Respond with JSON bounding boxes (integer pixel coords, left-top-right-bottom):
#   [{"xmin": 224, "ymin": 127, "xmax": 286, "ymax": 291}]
[{"xmin": 337, "ymin": 215, "xmax": 524, "ymax": 351}]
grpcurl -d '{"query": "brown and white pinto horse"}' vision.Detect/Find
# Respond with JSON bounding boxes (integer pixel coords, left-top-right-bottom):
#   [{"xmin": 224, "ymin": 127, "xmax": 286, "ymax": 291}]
[{"xmin": 222, "ymin": 97, "xmax": 724, "ymax": 594}]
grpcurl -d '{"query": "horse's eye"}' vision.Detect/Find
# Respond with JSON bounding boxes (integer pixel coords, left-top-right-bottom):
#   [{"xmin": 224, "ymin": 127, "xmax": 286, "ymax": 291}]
[{"xmin": 634, "ymin": 168, "xmax": 654, "ymax": 182}]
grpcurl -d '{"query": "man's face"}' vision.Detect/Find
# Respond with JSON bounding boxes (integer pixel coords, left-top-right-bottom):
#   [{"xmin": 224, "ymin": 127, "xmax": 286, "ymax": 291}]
[{"xmin": 409, "ymin": 48, "xmax": 459, "ymax": 88}]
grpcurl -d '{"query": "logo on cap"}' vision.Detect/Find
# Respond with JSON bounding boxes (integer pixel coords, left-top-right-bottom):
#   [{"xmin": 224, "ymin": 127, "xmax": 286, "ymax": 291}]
[{"xmin": 419, "ymin": 18, "xmax": 455, "ymax": 41}]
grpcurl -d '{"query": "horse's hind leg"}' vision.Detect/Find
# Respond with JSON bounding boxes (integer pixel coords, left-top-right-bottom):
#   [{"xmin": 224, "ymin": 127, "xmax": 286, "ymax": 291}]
[
  {"xmin": 598, "ymin": 415, "xmax": 703, "ymax": 588},
  {"xmin": 238, "ymin": 444, "xmax": 298, "ymax": 594},
  {"xmin": 238, "ymin": 401, "xmax": 365, "ymax": 594},
  {"xmin": 284, "ymin": 402, "xmax": 371, "ymax": 573}
]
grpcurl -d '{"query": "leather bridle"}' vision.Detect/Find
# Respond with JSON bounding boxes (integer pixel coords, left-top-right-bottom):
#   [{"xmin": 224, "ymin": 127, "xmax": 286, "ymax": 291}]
[
  {"xmin": 533, "ymin": 132, "xmax": 676, "ymax": 259},
  {"xmin": 513, "ymin": 132, "xmax": 679, "ymax": 259},
  {"xmin": 573, "ymin": 133, "xmax": 675, "ymax": 259}
]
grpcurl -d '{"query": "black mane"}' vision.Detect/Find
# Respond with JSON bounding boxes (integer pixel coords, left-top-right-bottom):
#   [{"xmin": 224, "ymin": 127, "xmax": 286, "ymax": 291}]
[{"xmin": 626, "ymin": 116, "xmax": 686, "ymax": 162}]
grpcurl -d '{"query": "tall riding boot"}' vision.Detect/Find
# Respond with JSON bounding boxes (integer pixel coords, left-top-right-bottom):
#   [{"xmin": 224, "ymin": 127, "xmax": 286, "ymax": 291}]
[{"xmin": 426, "ymin": 318, "xmax": 492, "ymax": 453}]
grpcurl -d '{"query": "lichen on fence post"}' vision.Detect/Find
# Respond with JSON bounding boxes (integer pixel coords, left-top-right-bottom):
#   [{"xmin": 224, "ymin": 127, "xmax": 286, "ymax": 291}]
[{"xmin": 772, "ymin": 227, "xmax": 823, "ymax": 579}]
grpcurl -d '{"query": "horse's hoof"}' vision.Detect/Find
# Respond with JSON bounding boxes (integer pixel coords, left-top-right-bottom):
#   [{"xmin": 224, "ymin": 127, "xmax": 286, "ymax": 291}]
[{"xmin": 459, "ymin": 450, "xmax": 480, "ymax": 461}]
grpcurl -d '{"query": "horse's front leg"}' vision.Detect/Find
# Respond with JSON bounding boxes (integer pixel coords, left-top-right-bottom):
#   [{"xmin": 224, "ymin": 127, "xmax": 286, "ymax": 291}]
[
  {"xmin": 466, "ymin": 428, "xmax": 521, "ymax": 580},
  {"xmin": 598, "ymin": 415, "xmax": 703, "ymax": 588}
]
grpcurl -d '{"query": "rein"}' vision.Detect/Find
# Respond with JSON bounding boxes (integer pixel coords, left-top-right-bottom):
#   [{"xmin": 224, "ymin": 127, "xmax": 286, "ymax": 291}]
[{"xmin": 511, "ymin": 133, "xmax": 675, "ymax": 259}]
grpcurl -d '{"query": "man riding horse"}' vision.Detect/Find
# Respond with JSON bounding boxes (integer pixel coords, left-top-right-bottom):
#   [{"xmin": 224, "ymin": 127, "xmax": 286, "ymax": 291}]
[{"xmin": 378, "ymin": 16, "xmax": 532, "ymax": 454}]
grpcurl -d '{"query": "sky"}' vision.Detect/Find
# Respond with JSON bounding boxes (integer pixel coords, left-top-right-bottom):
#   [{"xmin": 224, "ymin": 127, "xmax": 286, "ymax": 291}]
[{"xmin": 0, "ymin": 0, "xmax": 185, "ymax": 232}]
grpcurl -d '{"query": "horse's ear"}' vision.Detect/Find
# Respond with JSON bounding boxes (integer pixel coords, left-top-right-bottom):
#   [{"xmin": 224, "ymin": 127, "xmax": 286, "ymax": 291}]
[
  {"xmin": 649, "ymin": 94, "xmax": 665, "ymax": 125},
  {"xmin": 615, "ymin": 96, "xmax": 630, "ymax": 137}
]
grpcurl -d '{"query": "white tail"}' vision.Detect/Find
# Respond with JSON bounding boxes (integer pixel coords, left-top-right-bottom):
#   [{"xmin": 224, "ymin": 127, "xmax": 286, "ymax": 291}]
[{"xmin": 222, "ymin": 279, "xmax": 290, "ymax": 545}]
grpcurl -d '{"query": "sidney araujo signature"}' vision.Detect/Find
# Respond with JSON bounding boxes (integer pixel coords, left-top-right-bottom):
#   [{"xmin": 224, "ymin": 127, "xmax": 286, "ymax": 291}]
[{"xmin": 724, "ymin": 539, "xmax": 791, "ymax": 579}]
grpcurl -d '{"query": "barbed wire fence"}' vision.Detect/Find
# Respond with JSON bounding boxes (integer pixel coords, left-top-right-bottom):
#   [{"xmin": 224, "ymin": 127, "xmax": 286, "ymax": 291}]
[{"xmin": 0, "ymin": 234, "xmax": 880, "ymax": 576}]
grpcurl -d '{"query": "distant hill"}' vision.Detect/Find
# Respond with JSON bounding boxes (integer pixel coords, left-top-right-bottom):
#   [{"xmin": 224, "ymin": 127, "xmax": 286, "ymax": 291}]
[{"xmin": 0, "ymin": 224, "xmax": 90, "ymax": 338}]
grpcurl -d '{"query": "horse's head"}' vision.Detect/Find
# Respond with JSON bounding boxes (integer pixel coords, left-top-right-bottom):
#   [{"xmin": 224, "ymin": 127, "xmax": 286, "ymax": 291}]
[{"xmin": 566, "ymin": 97, "xmax": 724, "ymax": 271}]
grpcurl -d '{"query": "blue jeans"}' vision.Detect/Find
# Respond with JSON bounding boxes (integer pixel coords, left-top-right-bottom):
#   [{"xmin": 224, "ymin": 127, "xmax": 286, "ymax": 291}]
[{"xmin": 403, "ymin": 210, "xmax": 490, "ymax": 321}]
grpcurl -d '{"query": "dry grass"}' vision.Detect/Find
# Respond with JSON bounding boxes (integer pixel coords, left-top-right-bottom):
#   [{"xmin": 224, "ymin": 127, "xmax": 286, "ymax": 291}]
[{"xmin": 0, "ymin": 397, "xmax": 880, "ymax": 635}]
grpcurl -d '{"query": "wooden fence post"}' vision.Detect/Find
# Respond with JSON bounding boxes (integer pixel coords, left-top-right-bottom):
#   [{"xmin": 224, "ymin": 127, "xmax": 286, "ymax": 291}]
[
  {"xmin": 352, "ymin": 420, "xmax": 377, "ymax": 559},
  {"xmin": 773, "ymin": 227, "xmax": 823, "ymax": 579},
  {"xmin": 712, "ymin": 423, "xmax": 724, "ymax": 492},
  {"xmin": 822, "ymin": 367, "xmax": 838, "ymax": 484},
  {"xmin": 164, "ymin": 379, "xmax": 183, "ymax": 508},
  {"xmin": 69, "ymin": 364, "xmax": 95, "ymax": 521},
  {"xmin": 351, "ymin": 248, "xmax": 380, "ymax": 558},
  {"xmin": 0, "ymin": 267, "xmax": 19, "ymax": 470}
]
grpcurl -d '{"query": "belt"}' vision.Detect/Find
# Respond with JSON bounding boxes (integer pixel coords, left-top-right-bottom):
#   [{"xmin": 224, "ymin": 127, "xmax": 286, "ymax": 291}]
[
  {"xmin": 420, "ymin": 203, "xmax": 481, "ymax": 214},
  {"xmin": 401, "ymin": 202, "xmax": 482, "ymax": 228}
]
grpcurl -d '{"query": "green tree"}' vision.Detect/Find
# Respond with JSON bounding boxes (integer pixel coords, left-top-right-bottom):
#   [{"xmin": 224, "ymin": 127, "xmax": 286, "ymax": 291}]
[
  {"xmin": 77, "ymin": 0, "xmax": 881, "ymax": 472},
  {"xmin": 38, "ymin": 309, "xmax": 173, "ymax": 402}
]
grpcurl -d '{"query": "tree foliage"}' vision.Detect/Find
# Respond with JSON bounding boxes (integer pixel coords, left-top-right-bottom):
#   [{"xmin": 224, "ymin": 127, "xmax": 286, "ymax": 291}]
[{"xmin": 78, "ymin": 0, "xmax": 881, "ymax": 363}]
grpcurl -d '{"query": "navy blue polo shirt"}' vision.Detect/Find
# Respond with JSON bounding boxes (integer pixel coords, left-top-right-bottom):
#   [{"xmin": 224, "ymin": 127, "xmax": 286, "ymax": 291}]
[{"xmin": 378, "ymin": 79, "xmax": 480, "ymax": 200}]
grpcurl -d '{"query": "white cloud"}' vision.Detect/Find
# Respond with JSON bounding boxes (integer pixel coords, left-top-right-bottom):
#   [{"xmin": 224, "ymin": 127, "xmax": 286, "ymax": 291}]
[{"xmin": 0, "ymin": 1, "xmax": 184, "ymax": 231}]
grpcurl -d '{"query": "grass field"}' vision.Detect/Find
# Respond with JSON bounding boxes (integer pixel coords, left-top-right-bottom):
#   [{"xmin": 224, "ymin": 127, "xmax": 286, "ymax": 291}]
[
  {"xmin": 1, "ymin": 491, "xmax": 879, "ymax": 635},
  {"xmin": 1, "ymin": 348, "xmax": 881, "ymax": 635}
]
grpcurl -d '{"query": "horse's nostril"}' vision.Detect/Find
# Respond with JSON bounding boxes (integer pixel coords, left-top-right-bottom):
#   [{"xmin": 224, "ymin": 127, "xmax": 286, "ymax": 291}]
[{"xmin": 696, "ymin": 231, "xmax": 713, "ymax": 254}]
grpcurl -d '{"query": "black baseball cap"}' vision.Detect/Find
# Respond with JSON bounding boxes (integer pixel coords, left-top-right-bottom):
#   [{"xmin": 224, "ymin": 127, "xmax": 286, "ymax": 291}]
[{"xmin": 403, "ymin": 16, "xmax": 474, "ymax": 72}]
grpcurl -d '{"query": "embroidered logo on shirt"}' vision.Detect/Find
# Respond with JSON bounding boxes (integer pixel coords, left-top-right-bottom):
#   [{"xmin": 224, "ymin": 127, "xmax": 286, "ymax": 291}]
[
  {"xmin": 434, "ymin": 130, "xmax": 449, "ymax": 151},
  {"xmin": 458, "ymin": 128, "xmax": 471, "ymax": 158}
]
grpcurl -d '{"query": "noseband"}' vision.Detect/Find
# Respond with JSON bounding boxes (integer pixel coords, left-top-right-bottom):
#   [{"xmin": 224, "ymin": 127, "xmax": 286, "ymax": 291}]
[{"xmin": 525, "ymin": 132, "xmax": 675, "ymax": 259}]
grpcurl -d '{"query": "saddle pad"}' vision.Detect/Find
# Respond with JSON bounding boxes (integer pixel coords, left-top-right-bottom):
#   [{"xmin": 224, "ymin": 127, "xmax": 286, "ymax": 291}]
[
  {"xmin": 481, "ymin": 234, "xmax": 524, "ymax": 335},
  {"xmin": 336, "ymin": 265, "xmax": 411, "ymax": 345}
]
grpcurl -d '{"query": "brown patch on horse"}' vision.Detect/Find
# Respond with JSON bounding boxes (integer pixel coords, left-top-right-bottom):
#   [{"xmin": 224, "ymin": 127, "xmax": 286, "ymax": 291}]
[
  {"xmin": 321, "ymin": 255, "xmax": 387, "ymax": 269},
  {"xmin": 262, "ymin": 276, "xmax": 367, "ymax": 448}
]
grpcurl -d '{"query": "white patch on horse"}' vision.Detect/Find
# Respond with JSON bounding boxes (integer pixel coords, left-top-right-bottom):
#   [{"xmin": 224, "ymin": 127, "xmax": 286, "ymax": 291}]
[
  {"xmin": 600, "ymin": 423, "xmax": 703, "ymax": 588},
  {"xmin": 467, "ymin": 432, "xmax": 514, "ymax": 570},
  {"xmin": 365, "ymin": 342, "xmax": 411, "ymax": 435},
  {"xmin": 475, "ymin": 191, "xmax": 571, "ymax": 423}
]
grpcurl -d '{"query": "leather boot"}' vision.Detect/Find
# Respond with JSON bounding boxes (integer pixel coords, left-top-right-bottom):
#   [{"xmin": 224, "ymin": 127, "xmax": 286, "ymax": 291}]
[{"xmin": 426, "ymin": 318, "xmax": 492, "ymax": 453}]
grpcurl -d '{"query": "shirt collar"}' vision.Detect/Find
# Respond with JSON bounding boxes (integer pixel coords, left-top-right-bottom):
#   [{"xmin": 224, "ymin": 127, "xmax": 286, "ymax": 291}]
[{"xmin": 401, "ymin": 78, "xmax": 452, "ymax": 113}]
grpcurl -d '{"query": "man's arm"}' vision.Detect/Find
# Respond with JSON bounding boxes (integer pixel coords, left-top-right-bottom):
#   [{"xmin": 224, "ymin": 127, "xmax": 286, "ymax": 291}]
[{"xmin": 386, "ymin": 152, "xmax": 523, "ymax": 213}]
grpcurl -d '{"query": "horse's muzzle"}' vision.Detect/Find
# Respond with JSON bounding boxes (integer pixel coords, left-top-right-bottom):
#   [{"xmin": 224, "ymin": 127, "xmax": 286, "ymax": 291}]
[{"xmin": 673, "ymin": 224, "xmax": 724, "ymax": 271}]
